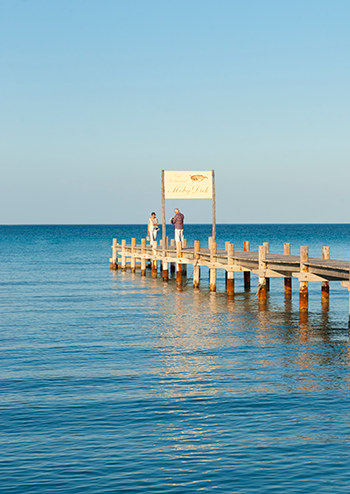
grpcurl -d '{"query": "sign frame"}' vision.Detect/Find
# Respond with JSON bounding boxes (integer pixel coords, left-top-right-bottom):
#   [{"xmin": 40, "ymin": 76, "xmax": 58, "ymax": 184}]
[{"xmin": 161, "ymin": 170, "xmax": 216, "ymax": 255}]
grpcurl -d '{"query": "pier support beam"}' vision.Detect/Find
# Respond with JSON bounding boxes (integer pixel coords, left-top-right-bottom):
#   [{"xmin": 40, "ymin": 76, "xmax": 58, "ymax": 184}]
[
  {"xmin": 151, "ymin": 241, "xmax": 157, "ymax": 278},
  {"xmin": 162, "ymin": 237, "xmax": 169, "ymax": 281},
  {"xmin": 176, "ymin": 241, "xmax": 183, "ymax": 285},
  {"xmin": 243, "ymin": 241, "xmax": 251, "ymax": 291},
  {"xmin": 131, "ymin": 238, "xmax": 136, "ymax": 272},
  {"xmin": 182, "ymin": 239, "xmax": 187, "ymax": 276},
  {"xmin": 227, "ymin": 243, "xmax": 234, "ymax": 296},
  {"xmin": 210, "ymin": 242, "xmax": 217, "ymax": 292},
  {"xmin": 121, "ymin": 239, "xmax": 127, "ymax": 270},
  {"xmin": 141, "ymin": 238, "xmax": 147, "ymax": 276},
  {"xmin": 263, "ymin": 242, "xmax": 270, "ymax": 291},
  {"xmin": 284, "ymin": 243, "xmax": 292, "ymax": 298},
  {"xmin": 258, "ymin": 245, "xmax": 267, "ymax": 305},
  {"xmin": 321, "ymin": 246, "xmax": 330, "ymax": 308},
  {"xmin": 299, "ymin": 246, "xmax": 309, "ymax": 311},
  {"xmin": 170, "ymin": 239, "xmax": 176, "ymax": 274},
  {"xmin": 110, "ymin": 238, "xmax": 118, "ymax": 270},
  {"xmin": 193, "ymin": 240, "xmax": 200, "ymax": 288}
]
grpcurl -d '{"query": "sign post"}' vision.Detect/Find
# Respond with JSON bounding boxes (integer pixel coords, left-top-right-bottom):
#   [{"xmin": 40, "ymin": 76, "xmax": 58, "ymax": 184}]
[{"xmin": 162, "ymin": 170, "xmax": 216, "ymax": 244}]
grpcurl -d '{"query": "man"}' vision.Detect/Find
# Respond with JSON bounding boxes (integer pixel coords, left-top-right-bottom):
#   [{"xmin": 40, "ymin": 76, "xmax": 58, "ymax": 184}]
[{"xmin": 170, "ymin": 208, "xmax": 184, "ymax": 243}]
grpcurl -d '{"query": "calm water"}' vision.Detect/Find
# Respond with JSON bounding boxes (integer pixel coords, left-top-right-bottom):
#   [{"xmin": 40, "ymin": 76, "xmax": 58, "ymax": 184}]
[{"xmin": 1, "ymin": 224, "xmax": 350, "ymax": 493}]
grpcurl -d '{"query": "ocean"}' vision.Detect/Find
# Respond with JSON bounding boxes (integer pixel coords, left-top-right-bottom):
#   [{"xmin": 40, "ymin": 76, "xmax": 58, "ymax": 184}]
[{"xmin": 1, "ymin": 224, "xmax": 350, "ymax": 493}]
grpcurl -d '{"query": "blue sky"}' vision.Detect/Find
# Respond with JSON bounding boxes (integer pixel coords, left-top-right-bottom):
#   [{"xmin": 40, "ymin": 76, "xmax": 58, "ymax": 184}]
[{"xmin": 1, "ymin": 0, "xmax": 349, "ymax": 224}]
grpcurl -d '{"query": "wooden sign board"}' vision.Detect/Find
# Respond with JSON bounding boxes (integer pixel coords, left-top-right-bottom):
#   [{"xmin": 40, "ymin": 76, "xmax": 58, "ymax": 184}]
[{"xmin": 164, "ymin": 171, "xmax": 213, "ymax": 199}]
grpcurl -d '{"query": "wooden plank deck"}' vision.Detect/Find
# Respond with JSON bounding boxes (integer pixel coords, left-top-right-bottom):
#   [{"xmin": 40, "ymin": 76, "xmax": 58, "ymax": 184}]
[
  {"xmin": 110, "ymin": 237, "xmax": 350, "ymax": 322},
  {"xmin": 111, "ymin": 242, "xmax": 350, "ymax": 281}
]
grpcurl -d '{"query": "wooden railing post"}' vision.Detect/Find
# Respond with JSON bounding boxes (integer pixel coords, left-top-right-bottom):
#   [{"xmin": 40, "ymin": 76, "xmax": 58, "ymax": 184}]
[
  {"xmin": 193, "ymin": 240, "xmax": 200, "ymax": 288},
  {"xmin": 227, "ymin": 242, "xmax": 234, "ymax": 295},
  {"xmin": 299, "ymin": 246, "xmax": 309, "ymax": 311},
  {"xmin": 210, "ymin": 241, "xmax": 217, "ymax": 292},
  {"xmin": 131, "ymin": 238, "xmax": 136, "ymax": 272},
  {"xmin": 258, "ymin": 245, "xmax": 267, "ymax": 304},
  {"xmin": 152, "ymin": 241, "xmax": 158, "ymax": 278},
  {"xmin": 284, "ymin": 243, "xmax": 292, "ymax": 298},
  {"xmin": 176, "ymin": 241, "xmax": 183, "ymax": 285},
  {"xmin": 170, "ymin": 239, "xmax": 176, "ymax": 274},
  {"xmin": 321, "ymin": 246, "xmax": 330, "ymax": 307},
  {"xmin": 182, "ymin": 239, "xmax": 187, "ymax": 275},
  {"xmin": 110, "ymin": 238, "xmax": 118, "ymax": 270},
  {"xmin": 162, "ymin": 236, "xmax": 169, "ymax": 281},
  {"xmin": 141, "ymin": 238, "xmax": 146, "ymax": 276},
  {"xmin": 243, "ymin": 241, "xmax": 250, "ymax": 291},
  {"xmin": 263, "ymin": 242, "xmax": 270, "ymax": 291},
  {"xmin": 121, "ymin": 239, "xmax": 127, "ymax": 270}
]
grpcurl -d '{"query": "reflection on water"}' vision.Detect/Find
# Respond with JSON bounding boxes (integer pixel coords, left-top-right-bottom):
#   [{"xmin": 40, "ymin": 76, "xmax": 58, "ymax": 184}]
[{"xmin": 3, "ymin": 224, "xmax": 350, "ymax": 493}]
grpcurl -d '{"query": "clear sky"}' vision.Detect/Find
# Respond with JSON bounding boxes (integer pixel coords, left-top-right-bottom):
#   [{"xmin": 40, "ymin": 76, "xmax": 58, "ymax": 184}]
[{"xmin": 1, "ymin": 0, "xmax": 349, "ymax": 224}]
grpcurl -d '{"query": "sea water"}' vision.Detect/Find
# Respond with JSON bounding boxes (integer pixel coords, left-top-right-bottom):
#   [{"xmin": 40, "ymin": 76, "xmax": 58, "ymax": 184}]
[{"xmin": 1, "ymin": 224, "xmax": 350, "ymax": 493}]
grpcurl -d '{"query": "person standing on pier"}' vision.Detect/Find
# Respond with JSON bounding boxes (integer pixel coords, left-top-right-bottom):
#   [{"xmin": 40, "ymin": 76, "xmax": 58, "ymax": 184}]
[
  {"xmin": 148, "ymin": 212, "xmax": 159, "ymax": 245},
  {"xmin": 170, "ymin": 208, "xmax": 184, "ymax": 243}
]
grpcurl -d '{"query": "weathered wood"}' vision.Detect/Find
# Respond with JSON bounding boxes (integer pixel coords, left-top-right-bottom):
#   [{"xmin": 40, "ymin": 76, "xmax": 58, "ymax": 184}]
[
  {"xmin": 151, "ymin": 241, "xmax": 158, "ymax": 278},
  {"xmin": 243, "ymin": 241, "xmax": 251, "ymax": 291},
  {"xmin": 258, "ymin": 245, "xmax": 267, "ymax": 304},
  {"xmin": 227, "ymin": 243, "xmax": 234, "ymax": 295},
  {"xmin": 321, "ymin": 246, "xmax": 330, "ymax": 307},
  {"xmin": 110, "ymin": 238, "xmax": 118, "ymax": 270},
  {"xmin": 113, "ymin": 238, "xmax": 350, "ymax": 322},
  {"xmin": 170, "ymin": 238, "xmax": 176, "ymax": 273},
  {"xmin": 299, "ymin": 246, "xmax": 309, "ymax": 311},
  {"xmin": 162, "ymin": 236, "xmax": 169, "ymax": 281},
  {"xmin": 121, "ymin": 239, "xmax": 127, "ymax": 270},
  {"xmin": 182, "ymin": 239, "xmax": 187, "ymax": 275},
  {"xmin": 141, "ymin": 238, "xmax": 147, "ymax": 275},
  {"xmin": 176, "ymin": 241, "xmax": 183, "ymax": 285},
  {"xmin": 284, "ymin": 243, "xmax": 291, "ymax": 299},
  {"xmin": 161, "ymin": 170, "xmax": 166, "ymax": 257},
  {"xmin": 263, "ymin": 242, "xmax": 270, "ymax": 291},
  {"xmin": 212, "ymin": 170, "xmax": 216, "ymax": 242},
  {"xmin": 131, "ymin": 238, "xmax": 136, "ymax": 272},
  {"xmin": 210, "ymin": 241, "xmax": 217, "ymax": 292},
  {"xmin": 193, "ymin": 240, "xmax": 200, "ymax": 288}
]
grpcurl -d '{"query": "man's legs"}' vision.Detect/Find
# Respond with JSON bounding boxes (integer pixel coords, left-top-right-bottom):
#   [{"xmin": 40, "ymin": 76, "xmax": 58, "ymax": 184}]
[{"xmin": 175, "ymin": 229, "xmax": 184, "ymax": 243}]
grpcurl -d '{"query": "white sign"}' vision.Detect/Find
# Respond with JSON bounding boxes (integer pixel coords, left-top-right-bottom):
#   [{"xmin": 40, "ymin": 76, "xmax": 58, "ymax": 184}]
[{"xmin": 164, "ymin": 171, "xmax": 212, "ymax": 199}]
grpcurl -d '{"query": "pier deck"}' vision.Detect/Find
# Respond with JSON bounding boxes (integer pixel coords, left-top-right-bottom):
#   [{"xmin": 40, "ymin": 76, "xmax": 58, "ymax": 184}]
[{"xmin": 110, "ymin": 237, "xmax": 350, "ymax": 324}]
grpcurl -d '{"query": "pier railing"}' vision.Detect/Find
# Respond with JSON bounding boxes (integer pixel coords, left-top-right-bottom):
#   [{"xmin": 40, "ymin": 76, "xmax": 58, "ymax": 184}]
[{"xmin": 110, "ymin": 237, "xmax": 350, "ymax": 323}]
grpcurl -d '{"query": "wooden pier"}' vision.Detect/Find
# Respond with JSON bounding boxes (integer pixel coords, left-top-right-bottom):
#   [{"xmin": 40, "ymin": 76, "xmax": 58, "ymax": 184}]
[{"xmin": 110, "ymin": 237, "xmax": 350, "ymax": 325}]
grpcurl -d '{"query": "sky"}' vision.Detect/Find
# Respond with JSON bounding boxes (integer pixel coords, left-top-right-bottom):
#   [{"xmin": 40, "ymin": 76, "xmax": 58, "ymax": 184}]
[{"xmin": 1, "ymin": 0, "xmax": 349, "ymax": 224}]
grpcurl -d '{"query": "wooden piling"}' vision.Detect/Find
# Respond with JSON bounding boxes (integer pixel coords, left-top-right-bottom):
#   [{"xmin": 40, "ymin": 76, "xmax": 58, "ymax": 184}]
[
  {"xmin": 209, "ymin": 241, "xmax": 217, "ymax": 292},
  {"xmin": 170, "ymin": 239, "xmax": 176, "ymax": 274},
  {"xmin": 193, "ymin": 240, "xmax": 200, "ymax": 288},
  {"xmin": 227, "ymin": 243, "xmax": 234, "ymax": 295},
  {"xmin": 110, "ymin": 238, "xmax": 118, "ymax": 270},
  {"xmin": 299, "ymin": 246, "xmax": 309, "ymax": 311},
  {"xmin": 182, "ymin": 239, "xmax": 187, "ymax": 275},
  {"xmin": 121, "ymin": 239, "xmax": 127, "ymax": 270},
  {"xmin": 321, "ymin": 246, "xmax": 330, "ymax": 307},
  {"xmin": 162, "ymin": 236, "xmax": 169, "ymax": 281},
  {"xmin": 243, "ymin": 241, "xmax": 251, "ymax": 291},
  {"xmin": 225, "ymin": 242, "xmax": 230, "ymax": 287},
  {"xmin": 151, "ymin": 241, "xmax": 158, "ymax": 278},
  {"xmin": 258, "ymin": 245, "xmax": 267, "ymax": 304},
  {"xmin": 263, "ymin": 242, "xmax": 270, "ymax": 291},
  {"xmin": 284, "ymin": 243, "xmax": 292, "ymax": 299},
  {"xmin": 176, "ymin": 241, "xmax": 183, "ymax": 285},
  {"xmin": 141, "ymin": 238, "xmax": 146, "ymax": 276},
  {"xmin": 131, "ymin": 238, "xmax": 136, "ymax": 272}
]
